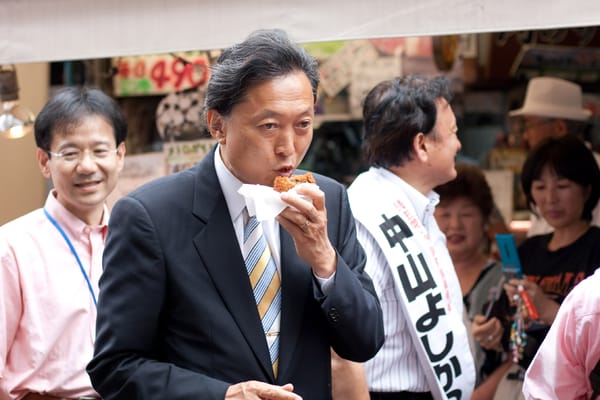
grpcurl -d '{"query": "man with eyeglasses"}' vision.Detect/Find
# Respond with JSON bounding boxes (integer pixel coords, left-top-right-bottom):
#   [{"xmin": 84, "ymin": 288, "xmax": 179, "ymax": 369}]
[
  {"xmin": 0, "ymin": 87, "xmax": 127, "ymax": 400},
  {"xmin": 507, "ymin": 76, "xmax": 600, "ymax": 237}
]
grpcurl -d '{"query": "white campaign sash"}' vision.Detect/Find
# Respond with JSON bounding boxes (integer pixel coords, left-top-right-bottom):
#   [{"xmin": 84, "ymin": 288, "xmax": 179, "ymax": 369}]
[{"xmin": 349, "ymin": 168, "xmax": 475, "ymax": 400}]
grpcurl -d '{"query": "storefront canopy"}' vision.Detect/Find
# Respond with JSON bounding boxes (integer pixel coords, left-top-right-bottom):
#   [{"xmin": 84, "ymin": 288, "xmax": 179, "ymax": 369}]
[{"xmin": 1, "ymin": 0, "xmax": 600, "ymax": 64}]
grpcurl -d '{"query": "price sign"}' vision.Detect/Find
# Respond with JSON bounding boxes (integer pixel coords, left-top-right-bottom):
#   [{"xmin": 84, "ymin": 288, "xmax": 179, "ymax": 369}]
[{"xmin": 113, "ymin": 51, "xmax": 210, "ymax": 96}]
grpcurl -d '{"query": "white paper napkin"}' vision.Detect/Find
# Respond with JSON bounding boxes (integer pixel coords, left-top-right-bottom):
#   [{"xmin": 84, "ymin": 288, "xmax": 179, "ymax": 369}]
[{"xmin": 238, "ymin": 184, "xmax": 312, "ymax": 221}]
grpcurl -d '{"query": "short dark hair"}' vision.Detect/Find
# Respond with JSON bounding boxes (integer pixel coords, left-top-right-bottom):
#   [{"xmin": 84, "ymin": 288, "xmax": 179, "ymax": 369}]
[
  {"xmin": 34, "ymin": 86, "xmax": 127, "ymax": 151},
  {"xmin": 361, "ymin": 75, "xmax": 453, "ymax": 168},
  {"xmin": 204, "ymin": 29, "xmax": 319, "ymax": 118},
  {"xmin": 521, "ymin": 135, "xmax": 600, "ymax": 221},
  {"xmin": 434, "ymin": 163, "xmax": 494, "ymax": 220}
]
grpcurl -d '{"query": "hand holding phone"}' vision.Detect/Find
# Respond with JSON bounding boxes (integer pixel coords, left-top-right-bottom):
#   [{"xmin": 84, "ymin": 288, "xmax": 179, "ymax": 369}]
[{"xmin": 495, "ymin": 234, "xmax": 539, "ymax": 321}]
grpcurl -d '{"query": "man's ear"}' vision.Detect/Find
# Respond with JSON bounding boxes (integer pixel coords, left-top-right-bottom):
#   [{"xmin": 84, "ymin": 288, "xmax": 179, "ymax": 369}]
[
  {"xmin": 206, "ymin": 109, "xmax": 226, "ymax": 144},
  {"xmin": 413, "ymin": 132, "xmax": 429, "ymax": 162},
  {"xmin": 583, "ymin": 183, "xmax": 592, "ymax": 203},
  {"xmin": 36, "ymin": 148, "xmax": 52, "ymax": 178},
  {"xmin": 554, "ymin": 118, "xmax": 568, "ymax": 136},
  {"xmin": 116, "ymin": 141, "xmax": 127, "ymax": 173}
]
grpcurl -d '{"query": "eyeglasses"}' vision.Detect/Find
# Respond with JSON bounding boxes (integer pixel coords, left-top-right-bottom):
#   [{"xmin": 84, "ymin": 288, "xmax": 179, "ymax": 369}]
[{"xmin": 47, "ymin": 147, "xmax": 119, "ymax": 164}]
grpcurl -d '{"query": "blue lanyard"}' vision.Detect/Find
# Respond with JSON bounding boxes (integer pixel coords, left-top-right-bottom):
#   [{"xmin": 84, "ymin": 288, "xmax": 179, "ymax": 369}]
[{"xmin": 44, "ymin": 208, "xmax": 98, "ymax": 306}]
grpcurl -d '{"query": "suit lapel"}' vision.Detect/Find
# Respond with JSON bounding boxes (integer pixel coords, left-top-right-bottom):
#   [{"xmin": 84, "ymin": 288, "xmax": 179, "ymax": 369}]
[
  {"xmin": 277, "ymin": 228, "xmax": 311, "ymax": 380},
  {"xmin": 191, "ymin": 150, "xmax": 274, "ymax": 380}
]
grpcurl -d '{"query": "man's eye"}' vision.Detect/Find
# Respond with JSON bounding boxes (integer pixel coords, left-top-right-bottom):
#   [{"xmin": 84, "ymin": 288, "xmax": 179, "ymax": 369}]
[
  {"xmin": 94, "ymin": 149, "xmax": 110, "ymax": 157},
  {"xmin": 298, "ymin": 120, "xmax": 312, "ymax": 129},
  {"xmin": 63, "ymin": 151, "xmax": 80, "ymax": 159}
]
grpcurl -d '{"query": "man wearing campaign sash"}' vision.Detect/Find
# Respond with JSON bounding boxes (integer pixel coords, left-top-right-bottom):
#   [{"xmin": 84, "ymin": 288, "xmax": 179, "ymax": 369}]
[{"xmin": 346, "ymin": 75, "xmax": 475, "ymax": 400}]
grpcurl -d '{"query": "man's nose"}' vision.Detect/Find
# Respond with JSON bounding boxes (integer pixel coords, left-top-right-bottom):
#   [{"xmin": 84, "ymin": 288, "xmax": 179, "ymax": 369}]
[
  {"xmin": 275, "ymin": 130, "xmax": 294, "ymax": 157},
  {"xmin": 76, "ymin": 150, "xmax": 99, "ymax": 172}
]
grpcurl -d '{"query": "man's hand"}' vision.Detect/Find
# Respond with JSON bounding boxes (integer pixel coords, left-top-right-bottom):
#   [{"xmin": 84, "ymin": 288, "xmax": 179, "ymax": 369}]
[
  {"xmin": 331, "ymin": 349, "xmax": 369, "ymax": 400},
  {"xmin": 225, "ymin": 381, "xmax": 302, "ymax": 399},
  {"xmin": 277, "ymin": 183, "xmax": 336, "ymax": 278}
]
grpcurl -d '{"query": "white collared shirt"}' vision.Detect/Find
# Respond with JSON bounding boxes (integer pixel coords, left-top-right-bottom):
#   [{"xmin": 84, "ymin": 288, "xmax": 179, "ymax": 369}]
[
  {"xmin": 214, "ymin": 146, "xmax": 341, "ymax": 355},
  {"xmin": 214, "ymin": 146, "xmax": 282, "ymax": 272},
  {"xmin": 354, "ymin": 168, "xmax": 462, "ymax": 393},
  {"xmin": 213, "ymin": 145, "xmax": 334, "ymax": 292}
]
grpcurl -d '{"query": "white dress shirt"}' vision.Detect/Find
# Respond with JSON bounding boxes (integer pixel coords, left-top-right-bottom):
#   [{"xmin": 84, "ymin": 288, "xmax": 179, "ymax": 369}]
[
  {"xmin": 356, "ymin": 169, "xmax": 464, "ymax": 393},
  {"xmin": 213, "ymin": 146, "xmax": 334, "ymax": 290}
]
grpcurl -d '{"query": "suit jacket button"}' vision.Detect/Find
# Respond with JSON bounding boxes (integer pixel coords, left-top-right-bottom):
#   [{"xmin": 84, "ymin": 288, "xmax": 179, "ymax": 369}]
[{"xmin": 328, "ymin": 307, "xmax": 340, "ymax": 323}]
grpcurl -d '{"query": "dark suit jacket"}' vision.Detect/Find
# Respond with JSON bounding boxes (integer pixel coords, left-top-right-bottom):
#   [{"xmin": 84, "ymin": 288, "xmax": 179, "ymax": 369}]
[{"xmin": 87, "ymin": 149, "xmax": 383, "ymax": 400}]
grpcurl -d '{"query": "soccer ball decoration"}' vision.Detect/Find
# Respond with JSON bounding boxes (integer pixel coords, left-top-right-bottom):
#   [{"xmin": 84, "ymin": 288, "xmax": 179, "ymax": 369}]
[{"xmin": 155, "ymin": 88, "xmax": 207, "ymax": 141}]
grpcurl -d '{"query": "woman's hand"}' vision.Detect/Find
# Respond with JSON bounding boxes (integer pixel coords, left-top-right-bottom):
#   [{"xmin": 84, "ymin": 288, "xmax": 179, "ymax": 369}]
[
  {"xmin": 504, "ymin": 279, "xmax": 559, "ymax": 324},
  {"xmin": 472, "ymin": 314, "xmax": 504, "ymax": 351}
]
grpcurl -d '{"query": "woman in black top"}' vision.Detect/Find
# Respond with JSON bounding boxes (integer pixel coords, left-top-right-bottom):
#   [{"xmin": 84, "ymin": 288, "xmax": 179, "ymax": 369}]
[
  {"xmin": 515, "ymin": 135, "xmax": 600, "ymax": 327},
  {"xmin": 480, "ymin": 136, "xmax": 600, "ymax": 399}
]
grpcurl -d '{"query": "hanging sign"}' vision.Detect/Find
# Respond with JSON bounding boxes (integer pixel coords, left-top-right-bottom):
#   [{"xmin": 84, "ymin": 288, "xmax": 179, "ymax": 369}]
[
  {"xmin": 164, "ymin": 138, "xmax": 217, "ymax": 174},
  {"xmin": 112, "ymin": 51, "xmax": 210, "ymax": 96}
]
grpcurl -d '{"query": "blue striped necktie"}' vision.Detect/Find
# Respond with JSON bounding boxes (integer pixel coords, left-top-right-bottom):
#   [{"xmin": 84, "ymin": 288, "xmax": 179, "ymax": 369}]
[{"xmin": 243, "ymin": 215, "xmax": 281, "ymax": 376}]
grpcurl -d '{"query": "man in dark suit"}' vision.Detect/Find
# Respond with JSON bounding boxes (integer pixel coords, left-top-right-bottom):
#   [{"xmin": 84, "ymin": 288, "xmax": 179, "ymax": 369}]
[{"xmin": 87, "ymin": 29, "xmax": 384, "ymax": 400}]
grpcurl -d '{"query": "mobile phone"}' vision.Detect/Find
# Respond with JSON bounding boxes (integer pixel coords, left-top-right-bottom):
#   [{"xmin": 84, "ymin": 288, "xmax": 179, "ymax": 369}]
[
  {"xmin": 495, "ymin": 233, "xmax": 539, "ymax": 319},
  {"xmin": 495, "ymin": 233, "xmax": 523, "ymax": 279}
]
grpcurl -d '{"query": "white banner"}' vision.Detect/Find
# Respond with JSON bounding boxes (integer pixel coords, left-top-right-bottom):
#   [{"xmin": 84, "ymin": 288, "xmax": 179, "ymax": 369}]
[
  {"xmin": 1, "ymin": 0, "xmax": 600, "ymax": 64},
  {"xmin": 349, "ymin": 168, "xmax": 475, "ymax": 400}
]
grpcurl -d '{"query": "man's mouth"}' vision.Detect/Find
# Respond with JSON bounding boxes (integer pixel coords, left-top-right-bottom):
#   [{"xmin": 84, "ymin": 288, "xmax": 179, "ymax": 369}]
[
  {"xmin": 276, "ymin": 166, "xmax": 294, "ymax": 176},
  {"xmin": 75, "ymin": 180, "xmax": 101, "ymax": 188}
]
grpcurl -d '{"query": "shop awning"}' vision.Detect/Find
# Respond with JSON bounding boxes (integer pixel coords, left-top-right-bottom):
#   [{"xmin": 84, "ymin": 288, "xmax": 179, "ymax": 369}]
[{"xmin": 1, "ymin": 0, "xmax": 600, "ymax": 64}]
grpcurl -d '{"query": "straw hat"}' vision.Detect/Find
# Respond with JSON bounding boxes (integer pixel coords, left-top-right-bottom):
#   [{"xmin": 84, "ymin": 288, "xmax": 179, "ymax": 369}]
[{"xmin": 509, "ymin": 77, "xmax": 592, "ymax": 121}]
